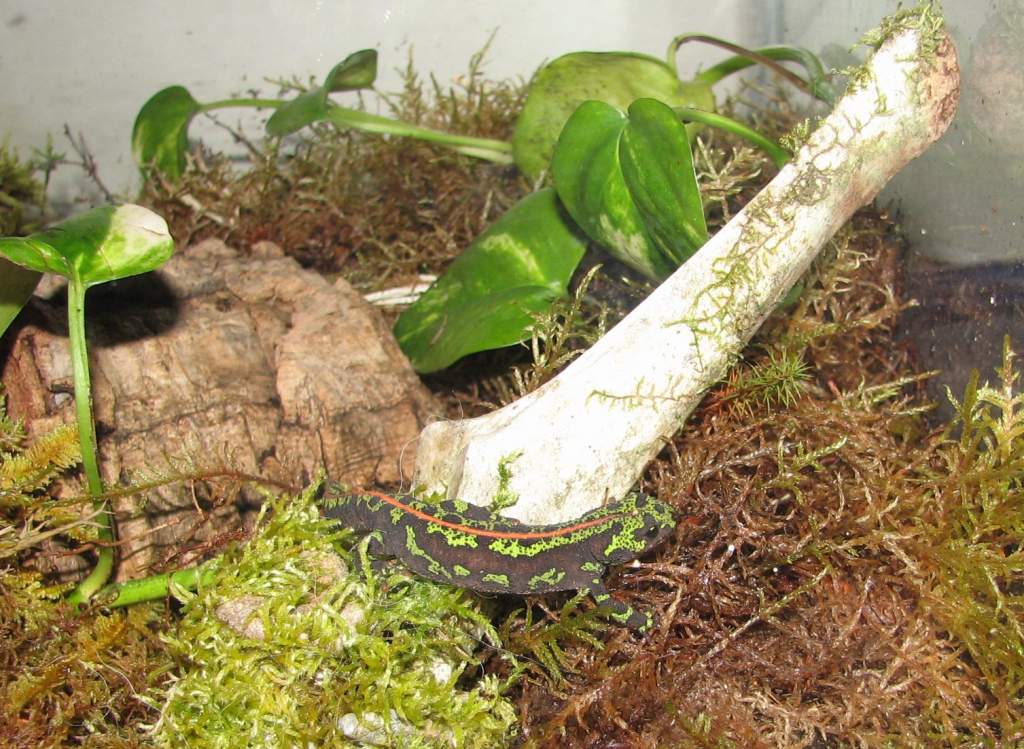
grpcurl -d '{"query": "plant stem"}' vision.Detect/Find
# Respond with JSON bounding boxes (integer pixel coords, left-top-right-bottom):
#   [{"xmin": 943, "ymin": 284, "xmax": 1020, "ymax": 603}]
[
  {"xmin": 674, "ymin": 107, "xmax": 792, "ymax": 168},
  {"xmin": 325, "ymin": 106, "xmax": 515, "ymax": 164},
  {"xmin": 671, "ymin": 35, "xmax": 837, "ymax": 105},
  {"xmin": 96, "ymin": 562, "xmax": 217, "ymax": 608},
  {"xmin": 65, "ymin": 278, "xmax": 114, "ymax": 606},
  {"xmin": 203, "ymin": 97, "xmax": 515, "ymax": 164},
  {"xmin": 201, "ymin": 97, "xmax": 283, "ymax": 111}
]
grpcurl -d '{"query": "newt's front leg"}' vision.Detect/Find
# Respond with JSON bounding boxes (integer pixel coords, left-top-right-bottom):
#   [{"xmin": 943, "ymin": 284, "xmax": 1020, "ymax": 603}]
[
  {"xmin": 583, "ymin": 579, "xmax": 655, "ymax": 632},
  {"xmin": 352, "ymin": 531, "xmax": 394, "ymax": 578}
]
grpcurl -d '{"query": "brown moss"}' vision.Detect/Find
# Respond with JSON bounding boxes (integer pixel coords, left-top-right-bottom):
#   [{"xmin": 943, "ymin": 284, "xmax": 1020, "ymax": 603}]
[
  {"xmin": 0, "ymin": 397, "xmax": 171, "ymax": 747},
  {"xmin": 504, "ymin": 212, "xmax": 1024, "ymax": 747},
  {"xmin": 0, "ymin": 590, "xmax": 168, "ymax": 748}
]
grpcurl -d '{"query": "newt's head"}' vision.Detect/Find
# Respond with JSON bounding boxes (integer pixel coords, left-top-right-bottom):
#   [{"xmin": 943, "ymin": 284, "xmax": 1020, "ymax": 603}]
[{"xmin": 597, "ymin": 494, "xmax": 676, "ymax": 564}]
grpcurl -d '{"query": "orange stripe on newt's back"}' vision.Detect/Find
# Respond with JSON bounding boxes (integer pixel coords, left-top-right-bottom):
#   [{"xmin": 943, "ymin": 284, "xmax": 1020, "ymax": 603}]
[{"xmin": 363, "ymin": 491, "xmax": 625, "ymax": 540}]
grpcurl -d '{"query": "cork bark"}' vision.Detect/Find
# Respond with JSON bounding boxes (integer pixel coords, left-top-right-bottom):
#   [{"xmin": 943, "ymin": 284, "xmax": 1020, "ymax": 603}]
[{"xmin": 2, "ymin": 239, "xmax": 438, "ymax": 579}]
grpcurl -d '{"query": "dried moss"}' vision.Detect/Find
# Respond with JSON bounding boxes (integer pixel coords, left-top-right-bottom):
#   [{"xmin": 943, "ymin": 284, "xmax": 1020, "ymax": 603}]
[
  {"xmin": 139, "ymin": 46, "xmax": 530, "ymax": 291},
  {"xmin": 0, "ymin": 138, "xmax": 48, "ymax": 235},
  {"xmin": 0, "ymin": 389, "xmax": 169, "ymax": 747}
]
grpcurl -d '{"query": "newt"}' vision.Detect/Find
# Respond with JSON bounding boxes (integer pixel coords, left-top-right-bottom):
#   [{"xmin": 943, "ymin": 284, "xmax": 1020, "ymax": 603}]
[{"xmin": 320, "ymin": 490, "xmax": 676, "ymax": 631}]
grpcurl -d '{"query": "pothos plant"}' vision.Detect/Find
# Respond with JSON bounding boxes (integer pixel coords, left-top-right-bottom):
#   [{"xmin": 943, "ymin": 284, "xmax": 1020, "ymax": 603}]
[
  {"xmin": 132, "ymin": 35, "xmax": 835, "ymax": 373},
  {"xmin": 0, "ymin": 205, "xmax": 175, "ymax": 604},
  {"xmin": 131, "ymin": 49, "xmax": 513, "ymax": 179},
  {"xmin": 395, "ymin": 37, "xmax": 826, "ymax": 372}
]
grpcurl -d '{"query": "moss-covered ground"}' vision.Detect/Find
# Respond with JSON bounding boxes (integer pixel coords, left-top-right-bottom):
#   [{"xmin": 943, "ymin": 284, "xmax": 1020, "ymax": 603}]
[{"xmin": 1, "ymin": 42, "xmax": 1021, "ymax": 748}]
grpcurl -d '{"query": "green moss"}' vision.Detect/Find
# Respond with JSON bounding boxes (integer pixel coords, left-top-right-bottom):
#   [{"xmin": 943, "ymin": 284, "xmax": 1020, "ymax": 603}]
[
  {"xmin": 490, "ymin": 450, "xmax": 524, "ymax": 513},
  {"xmin": 858, "ymin": 0, "xmax": 946, "ymax": 56},
  {"xmin": 842, "ymin": 1, "xmax": 947, "ymax": 94},
  {"xmin": 152, "ymin": 485, "xmax": 518, "ymax": 748},
  {"xmin": 721, "ymin": 346, "xmax": 811, "ymax": 415},
  {"xmin": 0, "ymin": 383, "xmax": 90, "ymax": 561},
  {"xmin": 778, "ymin": 118, "xmax": 813, "ymax": 155},
  {"xmin": 500, "ymin": 591, "xmax": 605, "ymax": 688},
  {"xmin": 0, "ymin": 137, "xmax": 47, "ymax": 235},
  {"xmin": 917, "ymin": 338, "xmax": 1024, "ymax": 715}
]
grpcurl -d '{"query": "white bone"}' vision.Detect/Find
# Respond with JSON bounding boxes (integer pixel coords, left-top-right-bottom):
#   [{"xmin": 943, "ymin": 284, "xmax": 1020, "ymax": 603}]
[{"xmin": 414, "ymin": 25, "xmax": 960, "ymax": 524}]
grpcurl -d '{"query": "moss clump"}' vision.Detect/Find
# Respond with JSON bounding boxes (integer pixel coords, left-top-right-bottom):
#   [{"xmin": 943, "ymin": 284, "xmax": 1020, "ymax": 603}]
[
  {"xmin": 0, "ymin": 138, "xmax": 48, "ymax": 235},
  {"xmin": 858, "ymin": 0, "xmax": 946, "ymax": 56},
  {"xmin": 1, "ymin": 391, "xmax": 518, "ymax": 746},
  {"xmin": 0, "ymin": 389, "xmax": 169, "ymax": 747},
  {"xmin": 152, "ymin": 485, "xmax": 518, "ymax": 748},
  {"xmin": 918, "ymin": 339, "xmax": 1024, "ymax": 718}
]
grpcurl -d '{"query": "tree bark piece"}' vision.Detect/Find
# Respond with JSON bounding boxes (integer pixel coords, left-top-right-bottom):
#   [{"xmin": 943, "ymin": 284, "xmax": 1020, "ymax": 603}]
[
  {"xmin": 414, "ymin": 25, "xmax": 961, "ymax": 523},
  {"xmin": 2, "ymin": 240, "xmax": 438, "ymax": 578}
]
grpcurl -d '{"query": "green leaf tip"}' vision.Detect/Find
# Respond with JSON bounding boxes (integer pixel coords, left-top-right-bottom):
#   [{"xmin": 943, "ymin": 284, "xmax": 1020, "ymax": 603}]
[
  {"xmin": 0, "ymin": 257, "xmax": 41, "ymax": 338},
  {"xmin": 131, "ymin": 85, "xmax": 201, "ymax": 179},
  {"xmin": 267, "ymin": 49, "xmax": 379, "ymax": 137},
  {"xmin": 395, "ymin": 187, "xmax": 586, "ymax": 373},
  {"xmin": 0, "ymin": 204, "xmax": 173, "ymax": 287}
]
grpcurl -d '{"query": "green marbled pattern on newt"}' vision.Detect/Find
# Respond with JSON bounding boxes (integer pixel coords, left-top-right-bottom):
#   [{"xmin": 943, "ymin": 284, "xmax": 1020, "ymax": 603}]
[{"xmin": 320, "ymin": 489, "xmax": 676, "ymax": 632}]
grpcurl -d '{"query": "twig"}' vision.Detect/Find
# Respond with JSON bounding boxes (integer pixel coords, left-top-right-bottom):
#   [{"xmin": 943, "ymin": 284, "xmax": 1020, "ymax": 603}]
[{"xmin": 62, "ymin": 124, "xmax": 113, "ymax": 201}]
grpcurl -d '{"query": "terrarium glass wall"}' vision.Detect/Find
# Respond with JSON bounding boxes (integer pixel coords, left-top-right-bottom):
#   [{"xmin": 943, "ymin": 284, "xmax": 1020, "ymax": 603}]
[
  {"xmin": 2, "ymin": 0, "xmax": 1018, "ymax": 396},
  {"xmin": 2, "ymin": 3, "xmax": 1022, "ymax": 745},
  {"xmin": 783, "ymin": 0, "xmax": 1022, "ymax": 266},
  {"xmin": 1, "ymin": 0, "xmax": 769, "ymax": 204},
  {"xmin": 4, "ymin": 1, "xmax": 1013, "ymax": 258},
  {"xmin": 782, "ymin": 0, "xmax": 1024, "ymax": 413}
]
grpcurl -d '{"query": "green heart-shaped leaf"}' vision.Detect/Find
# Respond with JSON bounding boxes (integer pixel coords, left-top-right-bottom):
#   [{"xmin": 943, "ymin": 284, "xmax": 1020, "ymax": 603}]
[
  {"xmin": 395, "ymin": 188, "xmax": 586, "ymax": 373},
  {"xmin": 618, "ymin": 98, "xmax": 707, "ymax": 266},
  {"xmin": 267, "ymin": 49, "xmax": 378, "ymax": 137},
  {"xmin": 131, "ymin": 86, "xmax": 202, "ymax": 179},
  {"xmin": 512, "ymin": 51, "xmax": 714, "ymax": 181},
  {"xmin": 551, "ymin": 99, "xmax": 670, "ymax": 279},
  {"xmin": 552, "ymin": 98, "xmax": 706, "ymax": 281},
  {"xmin": 0, "ymin": 204, "xmax": 174, "ymax": 288},
  {"xmin": 0, "ymin": 258, "xmax": 41, "ymax": 338}
]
